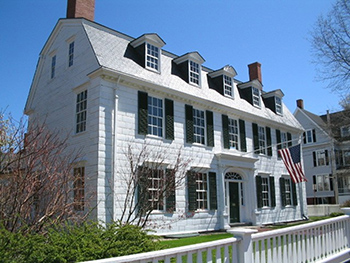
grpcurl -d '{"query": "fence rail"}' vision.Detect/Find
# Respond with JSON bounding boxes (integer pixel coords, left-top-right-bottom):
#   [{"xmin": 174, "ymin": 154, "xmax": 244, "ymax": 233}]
[{"xmin": 82, "ymin": 215, "xmax": 350, "ymax": 263}]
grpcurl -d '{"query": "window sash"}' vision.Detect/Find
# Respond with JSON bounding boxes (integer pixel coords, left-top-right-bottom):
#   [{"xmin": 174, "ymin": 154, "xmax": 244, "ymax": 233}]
[
  {"xmin": 147, "ymin": 169, "xmax": 164, "ymax": 211},
  {"xmin": 73, "ymin": 167, "xmax": 85, "ymax": 211},
  {"xmin": 51, "ymin": 55, "xmax": 56, "ymax": 79},
  {"xmin": 316, "ymin": 150, "xmax": 326, "ymax": 166},
  {"xmin": 228, "ymin": 118, "xmax": 239, "ymax": 149},
  {"xmin": 306, "ymin": 130, "xmax": 313, "ymax": 143},
  {"xmin": 252, "ymin": 87, "xmax": 260, "ymax": 107},
  {"xmin": 68, "ymin": 41, "xmax": 74, "ymax": 67},
  {"xmin": 258, "ymin": 126, "xmax": 266, "ymax": 154},
  {"xmin": 189, "ymin": 61, "xmax": 200, "ymax": 85},
  {"xmin": 193, "ymin": 108, "xmax": 205, "ymax": 144},
  {"xmin": 146, "ymin": 43, "xmax": 159, "ymax": 71},
  {"xmin": 147, "ymin": 96, "xmax": 163, "ymax": 137},
  {"xmin": 280, "ymin": 132, "xmax": 288, "ymax": 149},
  {"xmin": 76, "ymin": 90, "xmax": 87, "ymax": 133},
  {"xmin": 275, "ymin": 97, "xmax": 282, "ymax": 114},
  {"xmin": 224, "ymin": 75, "xmax": 233, "ymax": 97},
  {"xmin": 196, "ymin": 173, "xmax": 208, "ymax": 210},
  {"xmin": 284, "ymin": 178, "xmax": 292, "ymax": 206},
  {"xmin": 261, "ymin": 177, "xmax": 270, "ymax": 207}
]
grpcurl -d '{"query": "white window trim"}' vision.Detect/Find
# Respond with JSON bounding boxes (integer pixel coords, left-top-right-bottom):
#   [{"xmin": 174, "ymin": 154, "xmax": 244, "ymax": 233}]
[
  {"xmin": 145, "ymin": 42, "xmax": 161, "ymax": 72},
  {"xmin": 193, "ymin": 107, "xmax": 206, "ymax": 145},
  {"xmin": 147, "ymin": 95, "xmax": 163, "ymax": 138},
  {"xmin": 224, "ymin": 75, "xmax": 233, "ymax": 98},
  {"xmin": 228, "ymin": 118, "xmax": 240, "ymax": 150},
  {"xmin": 189, "ymin": 60, "xmax": 201, "ymax": 87},
  {"xmin": 252, "ymin": 87, "xmax": 261, "ymax": 107},
  {"xmin": 316, "ymin": 150, "xmax": 327, "ymax": 166},
  {"xmin": 258, "ymin": 125, "xmax": 266, "ymax": 155},
  {"xmin": 275, "ymin": 96, "xmax": 283, "ymax": 115},
  {"xmin": 261, "ymin": 176, "xmax": 271, "ymax": 208},
  {"xmin": 341, "ymin": 125, "xmax": 350, "ymax": 137},
  {"xmin": 305, "ymin": 129, "xmax": 314, "ymax": 144},
  {"xmin": 195, "ymin": 172, "xmax": 209, "ymax": 211}
]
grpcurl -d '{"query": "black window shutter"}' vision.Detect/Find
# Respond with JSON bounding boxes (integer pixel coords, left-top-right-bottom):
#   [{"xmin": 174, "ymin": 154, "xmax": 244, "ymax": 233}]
[
  {"xmin": 165, "ymin": 99, "xmax": 174, "ymax": 140},
  {"xmin": 313, "ymin": 129, "xmax": 317, "ymax": 142},
  {"xmin": 292, "ymin": 181, "xmax": 298, "ymax": 206},
  {"xmin": 185, "ymin": 105, "xmax": 194, "ymax": 144},
  {"xmin": 330, "ymin": 174, "xmax": 334, "ymax": 191},
  {"xmin": 138, "ymin": 91, "xmax": 148, "ymax": 135},
  {"xmin": 287, "ymin": 132, "xmax": 292, "ymax": 147},
  {"xmin": 266, "ymin": 127, "xmax": 272, "ymax": 156},
  {"xmin": 166, "ymin": 169, "xmax": 176, "ymax": 212},
  {"xmin": 269, "ymin": 176, "xmax": 276, "ymax": 207},
  {"xmin": 256, "ymin": 176, "xmax": 263, "ymax": 208},
  {"xmin": 313, "ymin": 175, "xmax": 317, "ymax": 185},
  {"xmin": 137, "ymin": 166, "xmax": 149, "ymax": 216},
  {"xmin": 239, "ymin": 119, "xmax": 247, "ymax": 152},
  {"xmin": 313, "ymin": 151, "xmax": 317, "ymax": 167},
  {"xmin": 222, "ymin": 115, "xmax": 230, "ymax": 149},
  {"xmin": 206, "ymin": 110, "xmax": 214, "ymax": 147},
  {"xmin": 252, "ymin": 123, "xmax": 259, "ymax": 154},
  {"xmin": 280, "ymin": 177, "xmax": 286, "ymax": 207},
  {"xmin": 187, "ymin": 172, "xmax": 197, "ymax": 212},
  {"xmin": 303, "ymin": 132, "xmax": 306, "ymax": 144},
  {"xmin": 208, "ymin": 172, "xmax": 217, "ymax": 210},
  {"xmin": 325, "ymin": 150, "xmax": 329, "ymax": 165},
  {"xmin": 276, "ymin": 129, "xmax": 281, "ymax": 158}
]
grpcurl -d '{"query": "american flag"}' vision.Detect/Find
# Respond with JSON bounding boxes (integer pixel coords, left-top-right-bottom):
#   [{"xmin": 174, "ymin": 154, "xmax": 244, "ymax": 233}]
[{"xmin": 278, "ymin": 144, "xmax": 307, "ymax": 184}]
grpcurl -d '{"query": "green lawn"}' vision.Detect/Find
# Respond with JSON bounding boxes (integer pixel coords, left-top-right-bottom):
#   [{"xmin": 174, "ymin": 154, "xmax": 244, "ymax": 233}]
[{"xmin": 160, "ymin": 233, "xmax": 233, "ymax": 249}]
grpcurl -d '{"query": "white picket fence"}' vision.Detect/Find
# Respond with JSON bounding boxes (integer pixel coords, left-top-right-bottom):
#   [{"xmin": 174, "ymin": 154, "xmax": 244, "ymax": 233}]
[{"xmin": 82, "ymin": 215, "xmax": 350, "ymax": 263}]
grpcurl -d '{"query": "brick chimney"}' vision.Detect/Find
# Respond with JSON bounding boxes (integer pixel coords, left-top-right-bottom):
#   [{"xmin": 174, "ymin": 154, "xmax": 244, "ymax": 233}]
[
  {"xmin": 248, "ymin": 62, "xmax": 262, "ymax": 84},
  {"xmin": 67, "ymin": 0, "xmax": 95, "ymax": 21},
  {"xmin": 296, "ymin": 99, "xmax": 304, "ymax": 109}
]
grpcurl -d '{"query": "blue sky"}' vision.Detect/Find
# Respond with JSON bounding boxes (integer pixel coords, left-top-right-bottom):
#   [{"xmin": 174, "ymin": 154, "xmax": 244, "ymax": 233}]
[{"xmin": 0, "ymin": 0, "xmax": 341, "ymax": 121}]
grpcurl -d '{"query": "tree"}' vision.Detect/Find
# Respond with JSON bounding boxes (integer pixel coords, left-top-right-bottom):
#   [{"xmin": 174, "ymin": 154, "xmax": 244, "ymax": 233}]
[
  {"xmin": 117, "ymin": 142, "xmax": 192, "ymax": 228},
  {"xmin": 310, "ymin": 0, "xmax": 350, "ymax": 93},
  {"xmin": 0, "ymin": 112, "xmax": 88, "ymax": 233}
]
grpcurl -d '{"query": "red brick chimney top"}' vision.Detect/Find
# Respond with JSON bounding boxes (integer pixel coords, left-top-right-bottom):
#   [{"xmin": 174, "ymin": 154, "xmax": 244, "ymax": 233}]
[
  {"xmin": 248, "ymin": 62, "xmax": 262, "ymax": 84},
  {"xmin": 67, "ymin": 0, "xmax": 95, "ymax": 21},
  {"xmin": 296, "ymin": 99, "xmax": 304, "ymax": 109}
]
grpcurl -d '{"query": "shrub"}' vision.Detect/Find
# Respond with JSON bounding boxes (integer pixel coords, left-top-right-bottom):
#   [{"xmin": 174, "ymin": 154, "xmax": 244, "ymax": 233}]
[{"xmin": 0, "ymin": 221, "xmax": 162, "ymax": 263}]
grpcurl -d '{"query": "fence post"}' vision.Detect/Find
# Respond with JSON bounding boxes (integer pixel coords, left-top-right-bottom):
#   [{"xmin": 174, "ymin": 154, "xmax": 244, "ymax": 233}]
[{"xmin": 228, "ymin": 228, "xmax": 258, "ymax": 263}]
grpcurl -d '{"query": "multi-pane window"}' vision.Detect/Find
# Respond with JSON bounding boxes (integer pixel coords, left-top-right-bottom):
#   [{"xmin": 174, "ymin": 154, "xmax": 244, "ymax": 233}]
[
  {"xmin": 228, "ymin": 118, "xmax": 239, "ymax": 149},
  {"xmin": 148, "ymin": 96, "xmax": 163, "ymax": 137},
  {"xmin": 314, "ymin": 174, "xmax": 331, "ymax": 191},
  {"xmin": 275, "ymin": 97, "xmax": 282, "ymax": 115},
  {"xmin": 51, "ymin": 55, "xmax": 56, "ymax": 79},
  {"xmin": 261, "ymin": 177, "xmax": 270, "ymax": 207},
  {"xmin": 284, "ymin": 178, "xmax": 292, "ymax": 206},
  {"xmin": 341, "ymin": 126, "xmax": 350, "ymax": 137},
  {"xmin": 305, "ymin": 129, "xmax": 315, "ymax": 144},
  {"xmin": 146, "ymin": 43, "xmax": 159, "ymax": 71},
  {"xmin": 68, "ymin": 41, "xmax": 75, "ymax": 67},
  {"xmin": 196, "ymin": 173, "xmax": 208, "ymax": 210},
  {"xmin": 280, "ymin": 131, "xmax": 288, "ymax": 149},
  {"xmin": 148, "ymin": 169, "xmax": 164, "ymax": 211},
  {"xmin": 316, "ymin": 150, "xmax": 327, "ymax": 166},
  {"xmin": 224, "ymin": 75, "xmax": 233, "ymax": 97},
  {"xmin": 252, "ymin": 87, "xmax": 260, "ymax": 107},
  {"xmin": 189, "ymin": 60, "xmax": 200, "ymax": 85},
  {"xmin": 76, "ymin": 90, "xmax": 87, "ymax": 133},
  {"xmin": 258, "ymin": 126, "xmax": 266, "ymax": 154},
  {"xmin": 193, "ymin": 108, "xmax": 205, "ymax": 144},
  {"xmin": 73, "ymin": 167, "xmax": 85, "ymax": 211}
]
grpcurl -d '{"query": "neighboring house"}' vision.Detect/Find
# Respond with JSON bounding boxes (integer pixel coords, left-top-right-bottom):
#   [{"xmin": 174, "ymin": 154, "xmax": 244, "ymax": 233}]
[
  {"xmin": 294, "ymin": 99, "xmax": 350, "ymax": 205},
  {"xmin": 24, "ymin": 0, "xmax": 306, "ymax": 234}
]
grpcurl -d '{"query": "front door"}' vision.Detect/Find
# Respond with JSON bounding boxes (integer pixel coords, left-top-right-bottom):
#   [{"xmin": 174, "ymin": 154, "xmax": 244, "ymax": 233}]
[{"xmin": 229, "ymin": 182, "xmax": 240, "ymax": 223}]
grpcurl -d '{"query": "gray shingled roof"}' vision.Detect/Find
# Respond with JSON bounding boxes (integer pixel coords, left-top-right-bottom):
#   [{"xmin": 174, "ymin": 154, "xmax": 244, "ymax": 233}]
[{"xmin": 82, "ymin": 20, "xmax": 302, "ymax": 130}]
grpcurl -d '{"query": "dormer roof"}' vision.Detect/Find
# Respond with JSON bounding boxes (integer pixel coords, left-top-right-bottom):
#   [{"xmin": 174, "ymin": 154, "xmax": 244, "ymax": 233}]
[
  {"xmin": 130, "ymin": 33, "xmax": 166, "ymax": 48},
  {"xmin": 173, "ymin": 52, "xmax": 205, "ymax": 65}
]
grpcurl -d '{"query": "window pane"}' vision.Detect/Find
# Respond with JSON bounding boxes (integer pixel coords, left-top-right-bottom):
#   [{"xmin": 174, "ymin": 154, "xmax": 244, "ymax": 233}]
[{"xmin": 147, "ymin": 96, "xmax": 163, "ymax": 137}]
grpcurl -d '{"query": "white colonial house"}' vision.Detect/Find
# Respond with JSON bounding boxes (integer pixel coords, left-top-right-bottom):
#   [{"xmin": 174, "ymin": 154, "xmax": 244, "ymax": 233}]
[
  {"xmin": 24, "ymin": 0, "xmax": 307, "ymax": 235},
  {"xmin": 294, "ymin": 99, "xmax": 350, "ymax": 206}
]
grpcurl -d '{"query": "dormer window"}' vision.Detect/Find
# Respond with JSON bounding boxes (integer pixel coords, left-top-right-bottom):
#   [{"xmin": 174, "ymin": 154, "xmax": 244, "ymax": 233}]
[
  {"xmin": 275, "ymin": 96, "xmax": 282, "ymax": 114},
  {"xmin": 252, "ymin": 87, "xmax": 261, "ymax": 107},
  {"xmin": 208, "ymin": 65, "xmax": 237, "ymax": 97},
  {"xmin": 146, "ymin": 43, "xmax": 159, "ymax": 71},
  {"xmin": 130, "ymin": 34, "xmax": 165, "ymax": 73},
  {"xmin": 189, "ymin": 61, "xmax": 200, "ymax": 85},
  {"xmin": 173, "ymin": 52, "xmax": 205, "ymax": 87},
  {"xmin": 224, "ymin": 75, "xmax": 233, "ymax": 97}
]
